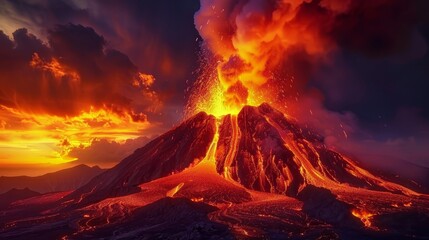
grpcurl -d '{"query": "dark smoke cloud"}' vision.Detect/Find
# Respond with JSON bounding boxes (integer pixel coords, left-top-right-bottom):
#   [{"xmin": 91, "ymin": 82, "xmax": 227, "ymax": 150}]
[
  {"xmin": 0, "ymin": 0, "xmax": 201, "ymax": 125},
  {"xmin": 296, "ymin": 0, "xmax": 429, "ymax": 172},
  {"xmin": 0, "ymin": 24, "xmax": 159, "ymax": 121},
  {"xmin": 68, "ymin": 136, "xmax": 153, "ymax": 167},
  {"xmin": 332, "ymin": 0, "xmax": 420, "ymax": 57}
]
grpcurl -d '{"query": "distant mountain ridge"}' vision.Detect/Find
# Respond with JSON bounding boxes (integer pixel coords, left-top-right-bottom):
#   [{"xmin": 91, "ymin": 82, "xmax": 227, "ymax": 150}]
[
  {"xmin": 0, "ymin": 188, "xmax": 40, "ymax": 209},
  {"xmin": 0, "ymin": 164, "xmax": 105, "ymax": 194}
]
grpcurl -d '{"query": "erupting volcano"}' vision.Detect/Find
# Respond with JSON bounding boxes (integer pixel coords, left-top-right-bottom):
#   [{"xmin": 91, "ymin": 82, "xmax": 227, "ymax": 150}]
[
  {"xmin": 1, "ymin": 0, "xmax": 429, "ymax": 239},
  {"xmin": 1, "ymin": 103, "xmax": 428, "ymax": 239}
]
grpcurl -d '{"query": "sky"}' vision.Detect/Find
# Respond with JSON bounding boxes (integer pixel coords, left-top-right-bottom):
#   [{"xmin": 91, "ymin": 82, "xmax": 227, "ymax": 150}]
[{"xmin": 0, "ymin": 0, "xmax": 428, "ymax": 176}]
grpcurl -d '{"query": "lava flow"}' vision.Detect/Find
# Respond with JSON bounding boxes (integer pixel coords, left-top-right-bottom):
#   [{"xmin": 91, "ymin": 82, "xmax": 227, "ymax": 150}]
[{"xmin": 1, "ymin": 103, "xmax": 428, "ymax": 239}]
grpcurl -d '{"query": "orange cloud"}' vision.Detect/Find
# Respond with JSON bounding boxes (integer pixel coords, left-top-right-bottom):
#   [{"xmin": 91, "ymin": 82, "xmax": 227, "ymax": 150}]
[
  {"xmin": 30, "ymin": 53, "xmax": 80, "ymax": 82},
  {"xmin": 0, "ymin": 25, "xmax": 163, "ymax": 168},
  {"xmin": 0, "ymin": 105, "xmax": 156, "ymax": 166}
]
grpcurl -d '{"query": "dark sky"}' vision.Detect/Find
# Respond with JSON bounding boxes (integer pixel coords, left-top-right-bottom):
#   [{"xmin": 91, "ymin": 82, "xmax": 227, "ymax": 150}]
[
  {"xmin": 2, "ymin": 0, "xmax": 428, "ymax": 130},
  {"xmin": 0, "ymin": 0, "xmax": 202, "ymax": 125},
  {"xmin": 0, "ymin": 0, "xmax": 428, "ymax": 174}
]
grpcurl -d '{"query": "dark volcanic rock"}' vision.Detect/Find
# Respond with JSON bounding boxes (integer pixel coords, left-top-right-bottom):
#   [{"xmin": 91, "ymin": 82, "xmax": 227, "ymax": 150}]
[
  {"xmin": 75, "ymin": 197, "xmax": 232, "ymax": 240},
  {"xmin": 373, "ymin": 210, "xmax": 429, "ymax": 238},
  {"xmin": 297, "ymin": 185, "xmax": 361, "ymax": 227}
]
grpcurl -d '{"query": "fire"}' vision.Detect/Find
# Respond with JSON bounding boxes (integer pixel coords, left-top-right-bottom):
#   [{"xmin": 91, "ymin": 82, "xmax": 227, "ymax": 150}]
[
  {"xmin": 190, "ymin": 0, "xmax": 339, "ymax": 117},
  {"xmin": 352, "ymin": 208, "xmax": 375, "ymax": 227}
]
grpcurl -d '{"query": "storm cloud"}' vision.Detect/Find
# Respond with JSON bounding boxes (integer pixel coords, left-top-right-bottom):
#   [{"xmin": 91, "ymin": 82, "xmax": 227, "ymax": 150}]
[{"xmin": 0, "ymin": 24, "xmax": 159, "ymax": 121}]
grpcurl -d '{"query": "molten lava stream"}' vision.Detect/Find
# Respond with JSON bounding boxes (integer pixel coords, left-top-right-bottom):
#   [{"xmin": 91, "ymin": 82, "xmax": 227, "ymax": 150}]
[
  {"xmin": 263, "ymin": 116, "xmax": 338, "ymax": 190},
  {"xmin": 264, "ymin": 114, "xmax": 419, "ymax": 196},
  {"xmin": 223, "ymin": 115, "xmax": 240, "ymax": 181},
  {"xmin": 193, "ymin": 119, "xmax": 220, "ymax": 171},
  {"xmin": 166, "ymin": 182, "xmax": 184, "ymax": 197}
]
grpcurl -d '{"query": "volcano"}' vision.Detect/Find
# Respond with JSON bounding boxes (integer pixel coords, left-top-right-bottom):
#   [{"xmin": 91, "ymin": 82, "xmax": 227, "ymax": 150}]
[{"xmin": 1, "ymin": 104, "xmax": 429, "ymax": 239}]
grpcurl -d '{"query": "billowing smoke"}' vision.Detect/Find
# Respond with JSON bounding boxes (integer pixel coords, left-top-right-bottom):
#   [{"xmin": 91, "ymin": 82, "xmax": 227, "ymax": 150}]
[
  {"xmin": 194, "ymin": 0, "xmax": 345, "ymax": 111},
  {"xmin": 193, "ymin": 0, "xmax": 423, "ymax": 114}
]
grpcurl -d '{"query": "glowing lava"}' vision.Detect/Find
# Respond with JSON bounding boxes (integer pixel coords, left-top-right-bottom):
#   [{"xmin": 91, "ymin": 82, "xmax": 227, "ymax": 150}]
[
  {"xmin": 166, "ymin": 183, "xmax": 185, "ymax": 197},
  {"xmin": 1, "ymin": 104, "xmax": 429, "ymax": 239},
  {"xmin": 351, "ymin": 208, "xmax": 375, "ymax": 228}
]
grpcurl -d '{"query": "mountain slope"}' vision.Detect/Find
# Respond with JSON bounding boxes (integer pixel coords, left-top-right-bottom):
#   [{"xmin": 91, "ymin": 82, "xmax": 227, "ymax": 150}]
[
  {"xmin": 67, "ymin": 112, "xmax": 217, "ymax": 205},
  {"xmin": 0, "ymin": 164, "xmax": 105, "ymax": 194},
  {"xmin": 0, "ymin": 188, "xmax": 40, "ymax": 209},
  {"xmin": 68, "ymin": 103, "xmax": 418, "ymax": 208},
  {"xmin": 215, "ymin": 103, "xmax": 417, "ymax": 196}
]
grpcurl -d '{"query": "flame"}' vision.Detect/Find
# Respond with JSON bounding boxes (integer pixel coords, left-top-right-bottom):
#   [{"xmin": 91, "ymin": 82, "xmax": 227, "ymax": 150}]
[
  {"xmin": 351, "ymin": 208, "xmax": 375, "ymax": 227},
  {"xmin": 189, "ymin": 0, "xmax": 338, "ymax": 117}
]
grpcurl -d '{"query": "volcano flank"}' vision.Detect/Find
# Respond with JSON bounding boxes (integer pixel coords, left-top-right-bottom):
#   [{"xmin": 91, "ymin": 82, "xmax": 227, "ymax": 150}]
[{"xmin": 1, "ymin": 104, "xmax": 429, "ymax": 239}]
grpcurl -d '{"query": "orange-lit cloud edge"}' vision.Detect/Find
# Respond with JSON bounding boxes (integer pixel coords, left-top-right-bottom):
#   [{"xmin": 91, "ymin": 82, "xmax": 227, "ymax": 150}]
[
  {"xmin": 0, "ymin": 103, "xmax": 161, "ymax": 176},
  {"xmin": 0, "ymin": 104, "xmax": 152, "ymax": 164},
  {"xmin": 0, "ymin": 30, "xmax": 162, "ymax": 175}
]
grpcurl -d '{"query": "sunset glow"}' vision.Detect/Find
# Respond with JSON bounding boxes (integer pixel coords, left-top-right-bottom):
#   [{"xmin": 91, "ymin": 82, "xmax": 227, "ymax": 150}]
[{"xmin": 0, "ymin": 105, "xmax": 152, "ymax": 166}]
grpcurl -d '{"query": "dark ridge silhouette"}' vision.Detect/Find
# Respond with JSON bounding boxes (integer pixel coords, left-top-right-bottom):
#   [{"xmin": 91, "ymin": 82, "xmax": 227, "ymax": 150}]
[{"xmin": 0, "ymin": 164, "xmax": 105, "ymax": 194}]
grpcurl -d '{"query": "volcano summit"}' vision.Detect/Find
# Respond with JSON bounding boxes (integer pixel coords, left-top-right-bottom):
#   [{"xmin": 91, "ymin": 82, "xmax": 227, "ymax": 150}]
[{"xmin": 1, "ymin": 104, "xmax": 428, "ymax": 239}]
